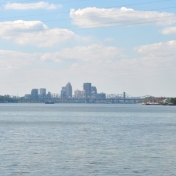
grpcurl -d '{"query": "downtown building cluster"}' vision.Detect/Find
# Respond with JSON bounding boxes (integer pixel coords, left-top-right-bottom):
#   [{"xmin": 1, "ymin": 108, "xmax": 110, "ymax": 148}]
[
  {"xmin": 25, "ymin": 88, "xmax": 52, "ymax": 100},
  {"xmin": 24, "ymin": 82, "xmax": 106, "ymax": 100},
  {"xmin": 60, "ymin": 82, "xmax": 106, "ymax": 99}
]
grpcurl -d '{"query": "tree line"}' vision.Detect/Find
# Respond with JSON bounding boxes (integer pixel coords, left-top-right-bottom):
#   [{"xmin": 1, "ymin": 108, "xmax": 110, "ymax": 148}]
[
  {"xmin": 0, "ymin": 95, "xmax": 18, "ymax": 103},
  {"xmin": 170, "ymin": 98, "xmax": 176, "ymax": 105}
]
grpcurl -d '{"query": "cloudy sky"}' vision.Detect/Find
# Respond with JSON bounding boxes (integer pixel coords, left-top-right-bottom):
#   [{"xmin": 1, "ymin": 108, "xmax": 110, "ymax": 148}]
[{"xmin": 0, "ymin": 0, "xmax": 176, "ymax": 96}]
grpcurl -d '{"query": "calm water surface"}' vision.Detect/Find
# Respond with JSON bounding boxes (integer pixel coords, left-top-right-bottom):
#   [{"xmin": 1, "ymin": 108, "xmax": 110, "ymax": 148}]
[{"xmin": 0, "ymin": 104, "xmax": 176, "ymax": 176}]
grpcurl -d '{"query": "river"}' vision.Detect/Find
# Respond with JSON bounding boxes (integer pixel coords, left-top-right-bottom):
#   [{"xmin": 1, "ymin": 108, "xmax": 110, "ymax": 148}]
[{"xmin": 0, "ymin": 104, "xmax": 176, "ymax": 175}]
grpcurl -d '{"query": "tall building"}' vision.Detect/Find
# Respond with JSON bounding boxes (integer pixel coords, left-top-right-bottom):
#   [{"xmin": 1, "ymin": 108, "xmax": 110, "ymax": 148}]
[
  {"xmin": 31, "ymin": 89, "xmax": 38, "ymax": 99},
  {"xmin": 61, "ymin": 82, "xmax": 72, "ymax": 98},
  {"xmin": 83, "ymin": 83, "xmax": 91, "ymax": 97},
  {"xmin": 61, "ymin": 87, "xmax": 66, "ymax": 98},
  {"xmin": 47, "ymin": 92, "xmax": 52, "ymax": 99},
  {"xmin": 91, "ymin": 86, "xmax": 97, "ymax": 95},
  {"xmin": 40, "ymin": 88, "xmax": 46, "ymax": 96},
  {"xmin": 65, "ymin": 82, "xmax": 72, "ymax": 97},
  {"xmin": 123, "ymin": 92, "xmax": 126, "ymax": 99}
]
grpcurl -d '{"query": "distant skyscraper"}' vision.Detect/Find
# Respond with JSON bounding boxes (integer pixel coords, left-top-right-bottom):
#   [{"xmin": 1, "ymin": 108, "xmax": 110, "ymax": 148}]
[
  {"xmin": 31, "ymin": 89, "xmax": 38, "ymax": 99},
  {"xmin": 91, "ymin": 86, "xmax": 97, "ymax": 95},
  {"xmin": 61, "ymin": 87, "xmax": 66, "ymax": 98},
  {"xmin": 47, "ymin": 92, "xmax": 52, "ymax": 99},
  {"xmin": 83, "ymin": 83, "xmax": 91, "ymax": 97},
  {"xmin": 40, "ymin": 88, "xmax": 46, "ymax": 96},
  {"xmin": 65, "ymin": 82, "xmax": 72, "ymax": 97},
  {"xmin": 123, "ymin": 92, "xmax": 126, "ymax": 99},
  {"xmin": 61, "ymin": 82, "xmax": 72, "ymax": 98}
]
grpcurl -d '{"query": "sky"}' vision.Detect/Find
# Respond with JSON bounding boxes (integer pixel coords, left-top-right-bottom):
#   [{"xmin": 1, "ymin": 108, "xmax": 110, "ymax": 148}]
[{"xmin": 0, "ymin": 0, "xmax": 176, "ymax": 97}]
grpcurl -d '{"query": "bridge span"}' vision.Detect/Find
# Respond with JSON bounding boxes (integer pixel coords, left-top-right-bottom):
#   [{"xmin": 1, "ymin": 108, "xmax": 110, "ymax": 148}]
[{"xmin": 50, "ymin": 92, "xmax": 149, "ymax": 104}]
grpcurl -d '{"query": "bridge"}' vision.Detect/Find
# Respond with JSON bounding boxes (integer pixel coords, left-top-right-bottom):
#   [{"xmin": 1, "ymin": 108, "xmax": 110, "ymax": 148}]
[{"xmin": 50, "ymin": 92, "xmax": 151, "ymax": 104}]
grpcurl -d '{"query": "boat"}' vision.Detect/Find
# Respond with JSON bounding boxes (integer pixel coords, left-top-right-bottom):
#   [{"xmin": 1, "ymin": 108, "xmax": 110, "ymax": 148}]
[
  {"xmin": 45, "ymin": 101, "xmax": 54, "ymax": 104},
  {"xmin": 142, "ymin": 102, "xmax": 150, "ymax": 105},
  {"xmin": 149, "ymin": 102, "xmax": 160, "ymax": 105},
  {"xmin": 142, "ymin": 102, "xmax": 160, "ymax": 105}
]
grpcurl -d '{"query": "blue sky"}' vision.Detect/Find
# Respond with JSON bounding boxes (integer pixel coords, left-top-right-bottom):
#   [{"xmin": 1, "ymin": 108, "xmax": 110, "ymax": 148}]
[{"xmin": 0, "ymin": 0, "xmax": 176, "ymax": 96}]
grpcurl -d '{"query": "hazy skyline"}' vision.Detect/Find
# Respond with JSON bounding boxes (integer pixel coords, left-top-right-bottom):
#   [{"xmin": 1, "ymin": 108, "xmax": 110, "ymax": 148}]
[{"xmin": 0, "ymin": 0, "xmax": 176, "ymax": 96}]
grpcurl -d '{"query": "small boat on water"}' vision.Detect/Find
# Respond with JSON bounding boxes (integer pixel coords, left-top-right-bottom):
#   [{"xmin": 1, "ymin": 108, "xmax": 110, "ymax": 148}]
[
  {"xmin": 45, "ymin": 101, "xmax": 54, "ymax": 104},
  {"xmin": 142, "ymin": 102, "xmax": 150, "ymax": 105},
  {"xmin": 142, "ymin": 102, "xmax": 160, "ymax": 105},
  {"xmin": 149, "ymin": 102, "xmax": 160, "ymax": 105}
]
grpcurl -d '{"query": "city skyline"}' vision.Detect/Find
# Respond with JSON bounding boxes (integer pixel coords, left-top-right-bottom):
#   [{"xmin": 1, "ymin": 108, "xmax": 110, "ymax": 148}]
[
  {"xmin": 2, "ymin": 80, "xmax": 175, "ymax": 97},
  {"xmin": 21, "ymin": 82, "xmax": 141, "ymax": 104},
  {"xmin": 25, "ymin": 82, "xmax": 101, "ymax": 98},
  {"xmin": 0, "ymin": 0, "xmax": 176, "ymax": 96}
]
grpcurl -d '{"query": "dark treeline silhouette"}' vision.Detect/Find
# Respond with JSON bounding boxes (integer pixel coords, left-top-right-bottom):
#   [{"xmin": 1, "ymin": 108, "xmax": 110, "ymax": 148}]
[{"xmin": 0, "ymin": 95, "xmax": 18, "ymax": 103}]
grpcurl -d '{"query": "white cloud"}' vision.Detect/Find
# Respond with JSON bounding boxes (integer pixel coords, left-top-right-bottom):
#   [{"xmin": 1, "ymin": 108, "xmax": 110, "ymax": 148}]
[
  {"xmin": 39, "ymin": 41, "xmax": 176, "ymax": 95},
  {"xmin": 4, "ymin": 2, "xmax": 61, "ymax": 10},
  {"xmin": 135, "ymin": 40, "xmax": 176, "ymax": 57},
  {"xmin": 70, "ymin": 7, "xmax": 176, "ymax": 28},
  {"xmin": 0, "ymin": 41, "xmax": 176, "ymax": 96},
  {"xmin": 162, "ymin": 26, "xmax": 176, "ymax": 35},
  {"xmin": 0, "ymin": 50, "xmax": 38, "ymax": 71},
  {"xmin": 64, "ymin": 42, "xmax": 176, "ymax": 96},
  {"xmin": 0, "ymin": 20, "xmax": 77, "ymax": 47},
  {"xmin": 40, "ymin": 44, "xmax": 123, "ymax": 62}
]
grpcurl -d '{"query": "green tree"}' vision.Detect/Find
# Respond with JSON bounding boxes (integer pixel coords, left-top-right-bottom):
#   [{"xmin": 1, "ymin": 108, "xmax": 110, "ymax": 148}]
[{"xmin": 170, "ymin": 98, "xmax": 176, "ymax": 105}]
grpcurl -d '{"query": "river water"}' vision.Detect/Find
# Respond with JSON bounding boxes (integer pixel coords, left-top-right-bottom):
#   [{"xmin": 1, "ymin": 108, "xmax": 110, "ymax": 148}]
[{"xmin": 0, "ymin": 104, "xmax": 176, "ymax": 176}]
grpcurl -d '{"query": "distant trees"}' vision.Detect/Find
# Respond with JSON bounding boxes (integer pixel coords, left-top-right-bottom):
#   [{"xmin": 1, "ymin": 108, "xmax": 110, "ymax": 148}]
[
  {"xmin": 170, "ymin": 98, "xmax": 176, "ymax": 105},
  {"xmin": 0, "ymin": 95, "xmax": 18, "ymax": 103}
]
